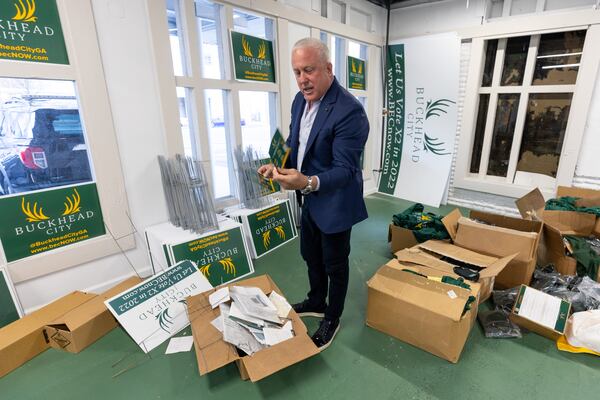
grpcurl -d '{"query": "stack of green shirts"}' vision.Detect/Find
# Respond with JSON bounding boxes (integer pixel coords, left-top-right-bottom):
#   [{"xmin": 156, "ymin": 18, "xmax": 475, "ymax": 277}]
[
  {"xmin": 546, "ymin": 196, "xmax": 600, "ymax": 279},
  {"xmin": 392, "ymin": 203, "xmax": 450, "ymax": 243}
]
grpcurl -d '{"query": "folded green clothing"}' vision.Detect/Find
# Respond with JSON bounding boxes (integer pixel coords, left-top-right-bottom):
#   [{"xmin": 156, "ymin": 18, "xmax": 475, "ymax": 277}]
[
  {"xmin": 565, "ymin": 236, "xmax": 600, "ymax": 280},
  {"xmin": 392, "ymin": 203, "xmax": 450, "ymax": 243},
  {"xmin": 545, "ymin": 196, "xmax": 600, "ymax": 217}
]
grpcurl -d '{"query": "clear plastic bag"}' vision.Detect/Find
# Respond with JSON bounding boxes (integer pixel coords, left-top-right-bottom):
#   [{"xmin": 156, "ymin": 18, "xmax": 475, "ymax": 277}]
[
  {"xmin": 492, "ymin": 287, "xmax": 520, "ymax": 313},
  {"xmin": 477, "ymin": 309, "xmax": 522, "ymax": 338}
]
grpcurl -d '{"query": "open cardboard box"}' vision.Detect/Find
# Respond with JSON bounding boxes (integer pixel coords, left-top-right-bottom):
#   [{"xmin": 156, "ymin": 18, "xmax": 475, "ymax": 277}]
[
  {"xmin": 510, "ymin": 285, "xmax": 571, "ymax": 341},
  {"xmin": 442, "ymin": 209, "xmax": 542, "ymax": 288},
  {"xmin": 188, "ymin": 274, "xmax": 319, "ymax": 382},
  {"xmin": 388, "ymin": 224, "xmax": 419, "ymax": 253},
  {"xmin": 366, "ymin": 258, "xmax": 481, "ymax": 363},
  {"xmin": 399, "ymin": 240, "xmax": 516, "ymax": 302},
  {"xmin": 516, "ymin": 187, "xmax": 600, "ymax": 280},
  {"xmin": 0, "ymin": 291, "xmax": 96, "ymax": 378},
  {"xmin": 43, "ymin": 276, "xmax": 141, "ymax": 353}
]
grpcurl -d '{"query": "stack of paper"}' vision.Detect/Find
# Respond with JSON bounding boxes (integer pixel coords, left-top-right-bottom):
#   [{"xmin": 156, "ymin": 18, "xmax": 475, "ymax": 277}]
[{"xmin": 209, "ymin": 286, "xmax": 294, "ymax": 355}]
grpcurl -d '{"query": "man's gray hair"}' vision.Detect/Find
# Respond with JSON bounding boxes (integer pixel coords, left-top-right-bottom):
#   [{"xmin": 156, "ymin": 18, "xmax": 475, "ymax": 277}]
[{"xmin": 292, "ymin": 37, "xmax": 331, "ymax": 64}]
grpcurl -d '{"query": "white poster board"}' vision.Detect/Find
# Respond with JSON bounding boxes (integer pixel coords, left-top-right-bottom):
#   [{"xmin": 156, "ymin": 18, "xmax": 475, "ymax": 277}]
[
  {"xmin": 378, "ymin": 33, "xmax": 460, "ymax": 207},
  {"xmin": 104, "ymin": 260, "xmax": 212, "ymax": 353}
]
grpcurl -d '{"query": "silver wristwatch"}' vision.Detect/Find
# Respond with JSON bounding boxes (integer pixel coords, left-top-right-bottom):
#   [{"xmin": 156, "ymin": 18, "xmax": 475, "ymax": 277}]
[{"xmin": 300, "ymin": 176, "xmax": 314, "ymax": 195}]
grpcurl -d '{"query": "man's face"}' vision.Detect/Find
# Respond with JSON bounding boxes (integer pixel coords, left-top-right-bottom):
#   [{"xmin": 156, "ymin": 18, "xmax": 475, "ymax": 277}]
[{"xmin": 291, "ymin": 47, "xmax": 333, "ymax": 103}]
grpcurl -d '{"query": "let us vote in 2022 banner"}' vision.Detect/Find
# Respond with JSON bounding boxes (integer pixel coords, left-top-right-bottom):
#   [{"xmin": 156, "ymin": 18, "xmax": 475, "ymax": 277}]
[
  {"xmin": 0, "ymin": 183, "xmax": 105, "ymax": 262},
  {"xmin": 0, "ymin": 0, "xmax": 69, "ymax": 64},
  {"xmin": 378, "ymin": 33, "xmax": 460, "ymax": 207}
]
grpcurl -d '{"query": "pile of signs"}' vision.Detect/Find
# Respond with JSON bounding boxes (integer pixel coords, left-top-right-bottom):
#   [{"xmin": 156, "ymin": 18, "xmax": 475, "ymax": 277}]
[
  {"xmin": 208, "ymin": 285, "xmax": 294, "ymax": 355},
  {"xmin": 188, "ymin": 275, "xmax": 319, "ymax": 382}
]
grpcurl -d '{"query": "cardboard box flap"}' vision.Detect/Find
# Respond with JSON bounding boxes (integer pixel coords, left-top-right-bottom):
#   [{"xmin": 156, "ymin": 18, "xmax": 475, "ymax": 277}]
[
  {"xmin": 469, "ymin": 210, "xmax": 543, "ymax": 234},
  {"xmin": 1, "ymin": 291, "xmax": 95, "ymax": 344},
  {"xmin": 478, "ymin": 254, "xmax": 518, "ymax": 279},
  {"xmin": 418, "ymin": 240, "xmax": 498, "ymax": 268},
  {"xmin": 516, "ymin": 188, "xmax": 546, "ymax": 219},
  {"xmin": 46, "ymin": 277, "xmax": 142, "ymax": 331},
  {"xmin": 395, "ymin": 248, "xmax": 457, "ymax": 276},
  {"xmin": 368, "ymin": 265, "xmax": 471, "ymax": 322},
  {"xmin": 575, "ymin": 197, "xmax": 600, "ymax": 208},
  {"xmin": 441, "ymin": 208, "xmax": 463, "ymax": 241},
  {"xmin": 454, "ymin": 217, "xmax": 539, "ymax": 261},
  {"xmin": 47, "ymin": 296, "xmax": 103, "ymax": 331},
  {"xmin": 241, "ymin": 322, "xmax": 320, "ymax": 382},
  {"xmin": 188, "ymin": 290, "xmax": 240, "ymax": 375},
  {"xmin": 542, "ymin": 210, "xmax": 596, "ymax": 235},
  {"xmin": 557, "ymin": 185, "xmax": 600, "ymax": 200}
]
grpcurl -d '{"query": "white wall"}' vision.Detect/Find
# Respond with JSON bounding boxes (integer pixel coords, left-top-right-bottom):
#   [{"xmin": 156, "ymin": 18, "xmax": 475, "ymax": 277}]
[{"xmin": 391, "ymin": 0, "xmax": 600, "ymax": 215}]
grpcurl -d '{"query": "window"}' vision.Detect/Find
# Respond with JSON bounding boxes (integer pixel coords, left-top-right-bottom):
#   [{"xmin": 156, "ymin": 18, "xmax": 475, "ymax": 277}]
[
  {"xmin": 0, "ymin": 78, "xmax": 93, "ymax": 196},
  {"xmin": 164, "ymin": 1, "xmax": 278, "ymax": 204},
  {"xmin": 196, "ymin": 0, "xmax": 224, "ymax": 79},
  {"xmin": 239, "ymin": 91, "xmax": 277, "ymax": 157},
  {"xmin": 0, "ymin": 1, "xmax": 132, "ymax": 281},
  {"xmin": 462, "ymin": 29, "xmax": 587, "ymax": 193}
]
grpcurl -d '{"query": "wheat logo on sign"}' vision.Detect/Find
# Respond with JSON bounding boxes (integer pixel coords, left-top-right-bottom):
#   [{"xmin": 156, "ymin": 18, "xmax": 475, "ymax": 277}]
[
  {"xmin": 21, "ymin": 197, "xmax": 49, "ymax": 222},
  {"xmin": 12, "ymin": 0, "xmax": 37, "ymax": 23},
  {"xmin": 241, "ymin": 35, "xmax": 267, "ymax": 60},
  {"xmin": 422, "ymin": 98, "xmax": 456, "ymax": 156}
]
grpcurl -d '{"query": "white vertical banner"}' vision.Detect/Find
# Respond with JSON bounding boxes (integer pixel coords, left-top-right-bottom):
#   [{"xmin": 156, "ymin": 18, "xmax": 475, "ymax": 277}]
[{"xmin": 379, "ymin": 33, "xmax": 460, "ymax": 207}]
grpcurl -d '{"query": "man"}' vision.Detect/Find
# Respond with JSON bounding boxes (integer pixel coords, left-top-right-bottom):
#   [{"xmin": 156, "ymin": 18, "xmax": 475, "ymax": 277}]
[{"xmin": 258, "ymin": 38, "xmax": 369, "ymax": 350}]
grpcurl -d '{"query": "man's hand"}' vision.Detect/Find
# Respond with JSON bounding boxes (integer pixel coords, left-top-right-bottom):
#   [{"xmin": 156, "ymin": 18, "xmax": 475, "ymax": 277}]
[
  {"xmin": 272, "ymin": 167, "xmax": 308, "ymax": 190},
  {"xmin": 257, "ymin": 163, "xmax": 275, "ymax": 179}
]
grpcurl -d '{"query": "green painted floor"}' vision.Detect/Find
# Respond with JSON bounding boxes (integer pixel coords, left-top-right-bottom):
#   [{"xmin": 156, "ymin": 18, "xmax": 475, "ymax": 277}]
[{"xmin": 1, "ymin": 193, "xmax": 598, "ymax": 399}]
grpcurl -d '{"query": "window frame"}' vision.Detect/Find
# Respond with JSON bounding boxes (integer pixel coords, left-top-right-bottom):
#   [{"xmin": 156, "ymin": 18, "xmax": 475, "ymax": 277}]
[
  {"xmin": 1, "ymin": 0, "xmax": 133, "ymax": 282},
  {"xmin": 149, "ymin": 0, "xmax": 384, "ymax": 206},
  {"xmin": 162, "ymin": 0, "xmax": 281, "ymax": 207},
  {"xmin": 455, "ymin": 12, "xmax": 600, "ymax": 199}
]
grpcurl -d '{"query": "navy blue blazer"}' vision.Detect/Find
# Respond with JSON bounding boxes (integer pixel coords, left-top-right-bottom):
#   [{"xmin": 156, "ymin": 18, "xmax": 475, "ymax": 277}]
[{"xmin": 286, "ymin": 78, "xmax": 369, "ymax": 234}]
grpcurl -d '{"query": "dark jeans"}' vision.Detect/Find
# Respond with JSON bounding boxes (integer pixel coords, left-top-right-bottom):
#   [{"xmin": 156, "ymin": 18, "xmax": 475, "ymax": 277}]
[{"xmin": 300, "ymin": 205, "xmax": 351, "ymax": 321}]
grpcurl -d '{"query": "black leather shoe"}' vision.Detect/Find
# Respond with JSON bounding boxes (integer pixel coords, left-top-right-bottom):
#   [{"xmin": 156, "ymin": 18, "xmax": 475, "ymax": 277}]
[
  {"xmin": 311, "ymin": 318, "xmax": 340, "ymax": 350},
  {"xmin": 291, "ymin": 299, "xmax": 326, "ymax": 318}
]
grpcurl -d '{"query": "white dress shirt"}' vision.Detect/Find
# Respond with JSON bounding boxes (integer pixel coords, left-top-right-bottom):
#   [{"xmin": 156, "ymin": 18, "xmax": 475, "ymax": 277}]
[{"xmin": 297, "ymin": 100, "xmax": 322, "ymax": 190}]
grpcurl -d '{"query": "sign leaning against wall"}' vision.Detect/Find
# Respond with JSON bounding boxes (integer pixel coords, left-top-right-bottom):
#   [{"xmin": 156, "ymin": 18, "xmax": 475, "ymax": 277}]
[
  {"xmin": 0, "ymin": 0, "xmax": 69, "ymax": 64},
  {"xmin": 378, "ymin": 33, "xmax": 460, "ymax": 207}
]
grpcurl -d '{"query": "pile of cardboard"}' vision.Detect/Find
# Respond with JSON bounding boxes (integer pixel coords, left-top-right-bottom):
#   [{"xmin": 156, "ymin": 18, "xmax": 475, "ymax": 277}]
[
  {"xmin": 517, "ymin": 186, "xmax": 600, "ymax": 280},
  {"xmin": 188, "ymin": 274, "xmax": 319, "ymax": 382},
  {"xmin": 208, "ymin": 285, "xmax": 295, "ymax": 355},
  {"xmin": 0, "ymin": 276, "xmax": 140, "ymax": 378},
  {"xmin": 367, "ymin": 258, "xmax": 482, "ymax": 363},
  {"xmin": 377, "ymin": 185, "xmax": 600, "ymax": 362}
]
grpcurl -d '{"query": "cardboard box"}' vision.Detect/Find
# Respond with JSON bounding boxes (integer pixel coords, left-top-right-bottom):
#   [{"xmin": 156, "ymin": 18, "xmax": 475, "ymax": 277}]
[
  {"xmin": 366, "ymin": 259, "xmax": 481, "ymax": 363},
  {"xmin": 188, "ymin": 274, "xmax": 319, "ymax": 382},
  {"xmin": 516, "ymin": 187, "xmax": 600, "ymax": 280},
  {"xmin": 510, "ymin": 285, "xmax": 571, "ymax": 341},
  {"xmin": 400, "ymin": 240, "xmax": 515, "ymax": 302},
  {"xmin": 43, "ymin": 277, "xmax": 141, "ymax": 353},
  {"xmin": 442, "ymin": 209, "xmax": 543, "ymax": 288},
  {"xmin": 0, "ymin": 291, "xmax": 96, "ymax": 378},
  {"xmin": 388, "ymin": 224, "xmax": 419, "ymax": 253}
]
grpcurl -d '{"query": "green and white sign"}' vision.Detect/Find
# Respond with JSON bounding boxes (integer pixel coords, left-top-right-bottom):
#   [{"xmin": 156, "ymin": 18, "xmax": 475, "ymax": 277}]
[
  {"xmin": 105, "ymin": 260, "xmax": 212, "ymax": 353},
  {"xmin": 0, "ymin": 268, "xmax": 22, "ymax": 328},
  {"xmin": 378, "ymin": 34, "xmax": 459, "ymax": 207},
  {"xmin": 0, "ymin": 183, "xmax": 105, "ymax": 262},
  {"xmin": 347, "ymin": 56, "xmax": 366, "ymax": 90},
  {"xmin": 0, "ymin": 0, "xmax": 69, "ymax": 64},
  {"xmin": 230, "ymin": 30, "xmax": 275, "ymax": 83},
  {"xmin": 245, "ymin": 200, "xmax": 297, "ymax": 258},
  {"xmin": 170, "ymin": 226, "xmax": 253, "ymax": 287}
]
